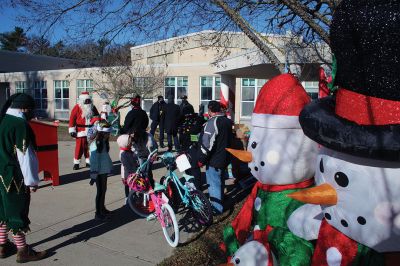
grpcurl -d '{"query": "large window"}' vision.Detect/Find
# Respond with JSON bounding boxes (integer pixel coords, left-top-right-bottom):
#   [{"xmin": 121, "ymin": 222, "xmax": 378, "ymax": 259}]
[
  {"xmin": 76, "ymin": 79, "xmax": 94, "ymax": 96},
  {"xmin": 200, "ymin": 76, "xmax": 220, "ymax": 112},
  {"xmin": 241, "ymin": 78, "xmax": 267, "ymax": 118},
  {"xmin": 164, "ymin": 77, "xmax": 188, "ymax": 104},
  {"xmin": 33, "ymin": 81, "xmax": 47, "ymax": 110},
  {"xmin": 15, "ymin": 81, "xmax": 29, "ymax": 94},
  {"xmin": 302, "ymin": 81, "xmax": 319, "ymax": 100},
  {"xmin": 55, "ymin": 80, "xmax": 69, "ymax": 110}
]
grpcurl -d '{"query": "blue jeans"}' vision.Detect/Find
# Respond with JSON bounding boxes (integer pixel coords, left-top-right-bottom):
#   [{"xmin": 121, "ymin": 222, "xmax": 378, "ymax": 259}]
[{"xmin": 206, "ymin": 166, "xmax": 226, "ymax": 214}]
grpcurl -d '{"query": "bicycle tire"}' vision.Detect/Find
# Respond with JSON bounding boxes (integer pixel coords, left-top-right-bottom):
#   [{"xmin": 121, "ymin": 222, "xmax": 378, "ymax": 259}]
[
  {"xmin": 161, "ymin": 203, "xmax": 179, "ymax": 247},
  {"xmin": 127, "ymin": 190, "xmax": 154, "ymax": 218},
  {"xmin": 190, "ymin": 189, "xmax": 213, "ymax": 226}
]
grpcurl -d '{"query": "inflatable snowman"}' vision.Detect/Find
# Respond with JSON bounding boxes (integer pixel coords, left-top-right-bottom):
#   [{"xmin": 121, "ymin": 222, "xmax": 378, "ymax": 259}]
[
  {"xmin": 223, "ymin": 73, "xmax": 320, "ymax": 265},
  {"xmin": 227, "ymin": 228, "xmax": 277, "ymax": 266},
  {"xmin": 288, "ymin": 0, "xmax": 400, "ymax": 265}
]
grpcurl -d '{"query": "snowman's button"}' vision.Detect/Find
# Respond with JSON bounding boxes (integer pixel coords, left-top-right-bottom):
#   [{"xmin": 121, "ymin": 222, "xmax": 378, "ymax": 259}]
[
  {"xmin": 326, "ymin": 247, "xmax": 342, "ymax": 266},
  {"xmin": 254, "ymin": 225, "xmax": 260, "ymax": 231},
  {"xmin": 254, "ymin": 197, "xmax": 262, "ymax": 211}
]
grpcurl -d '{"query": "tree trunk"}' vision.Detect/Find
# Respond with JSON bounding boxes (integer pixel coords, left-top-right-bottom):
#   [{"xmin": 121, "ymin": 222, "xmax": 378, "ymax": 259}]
[{"xmin": 213, "ymin": 0, "xmax": 285, "ymax": 73}]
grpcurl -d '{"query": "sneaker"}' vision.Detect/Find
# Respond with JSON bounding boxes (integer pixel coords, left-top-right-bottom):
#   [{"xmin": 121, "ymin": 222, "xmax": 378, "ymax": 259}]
[
  {"xmin": 94, "ymin": 213, "xmax": 109, "ymax": 221},
  {"xmin": 16, "ymin": 246, "xmax": 47, "ymax": 263},
  {"xmin": 73, "ymin": 164, "xmax": 79, "ymax": 170},
  {"xmin": 102, "ymin": 209, "xmax": 114, "ymax": 216},
  {"xmin": 0, "ymin": 240, "xmax": 16, "ymax": 258}
]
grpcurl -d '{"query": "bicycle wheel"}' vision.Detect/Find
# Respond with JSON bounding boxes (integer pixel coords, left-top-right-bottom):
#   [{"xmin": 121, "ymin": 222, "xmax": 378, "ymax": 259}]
[
  {"xmin": 127, "ymin": 190, "xmax": 154, "ymax": 218},
  {"xmin": 190, "ymin": 189, "xmax": 213, "ymax": 226},
  {"xmin": 160, "ymin": 203, "xmax": 179, "ymax": 247}
]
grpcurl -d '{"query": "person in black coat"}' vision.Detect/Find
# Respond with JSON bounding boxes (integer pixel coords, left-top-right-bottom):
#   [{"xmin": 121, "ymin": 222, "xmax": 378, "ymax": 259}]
[
  {"xmin": 120, "ymin": 95, "xmax": 149, "ymax": 134},
  {"xmin": 179, "ymin": 95, "xmax": 194, "ymax": 116},
  {"xmin": 149, "ymin": 95, "xmax": 166, "ymax": 148},
  {"xmin": 163, "ymin": 96, "xmax": 181, "ymax": 151}
]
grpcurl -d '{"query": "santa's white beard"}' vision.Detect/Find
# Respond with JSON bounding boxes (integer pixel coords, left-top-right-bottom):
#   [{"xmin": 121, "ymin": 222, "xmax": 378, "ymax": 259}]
[{"xmin": 81, "ymin": 104, "xmax": 93, "ymax": 119}]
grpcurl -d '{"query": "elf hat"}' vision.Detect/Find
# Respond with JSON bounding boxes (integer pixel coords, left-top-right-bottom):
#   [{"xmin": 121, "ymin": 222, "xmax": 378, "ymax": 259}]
[
  {"xmin": 299, "ymin": 1, "xmax": 400, "ymax": 162},
  {"xmin": 252, "ymin": 73, "xmax": 310, "ymax": 129},
  {"xmin": 79, "ymin": 91, "xmax": 91, "ymax": 101}
]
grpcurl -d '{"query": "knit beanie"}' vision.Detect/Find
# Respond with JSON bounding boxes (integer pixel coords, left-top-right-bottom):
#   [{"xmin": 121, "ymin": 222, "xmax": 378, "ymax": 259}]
[{"xmin": 10, "ymin": 93, "xmax": 35, "ymax": 109}]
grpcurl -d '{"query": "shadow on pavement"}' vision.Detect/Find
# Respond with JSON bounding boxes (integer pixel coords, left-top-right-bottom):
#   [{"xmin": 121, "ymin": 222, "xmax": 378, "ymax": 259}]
[
  {"xmin": 31, "ymin": 205, "xmax": 136, "ymax": 257},
  {"xmin": 59, "ymin": 161, "xmax": 122, "ymax": 185}
]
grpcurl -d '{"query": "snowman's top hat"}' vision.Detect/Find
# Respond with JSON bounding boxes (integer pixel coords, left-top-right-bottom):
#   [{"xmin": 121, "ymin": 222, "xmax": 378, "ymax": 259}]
[{"xmin": 299, "ymin": 0, "xmax": 400, "ymax": 161}]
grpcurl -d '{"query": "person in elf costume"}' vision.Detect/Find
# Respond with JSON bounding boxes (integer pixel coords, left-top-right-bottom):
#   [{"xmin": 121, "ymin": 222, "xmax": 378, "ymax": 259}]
[
  {"xmin": 288, "ymin": 0, "xmax": 400, "ymax": 265},
  {"xmin": 223, "ymin": 73, "xmax": 320, "ymax": 265},
  {"xmin": 0, "ymin": 93, "xmax": 47, "ymax": 263},
  {"xmin": 69, "ymin": 91, "xmax": 99, "ymax": 170}
]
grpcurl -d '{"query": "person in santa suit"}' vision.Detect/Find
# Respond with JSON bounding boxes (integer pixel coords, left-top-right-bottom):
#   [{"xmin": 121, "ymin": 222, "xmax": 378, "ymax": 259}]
[
  {"xmin": 0, "ymin": 93, "xmax": 47, "ymax": 263},
  {"xmin": 69, "ymin": 92, "xmax": 99, "ymax": 170}
]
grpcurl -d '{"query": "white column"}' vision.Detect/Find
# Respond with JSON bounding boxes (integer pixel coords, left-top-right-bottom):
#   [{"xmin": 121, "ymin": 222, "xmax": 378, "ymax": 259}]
[{"xmin": 220, "ymin": 74, "xmax": 236, "ymax": 121}]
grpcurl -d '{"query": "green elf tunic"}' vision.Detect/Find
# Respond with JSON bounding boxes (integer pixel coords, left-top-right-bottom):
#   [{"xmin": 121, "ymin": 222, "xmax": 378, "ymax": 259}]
[
  {"xmin": 0, "ymin": 109, "xmax": 39, "ymax": 233},
  {"xmin": 224, "ymin": 179, "xmax": 315, "ymax": 266}
]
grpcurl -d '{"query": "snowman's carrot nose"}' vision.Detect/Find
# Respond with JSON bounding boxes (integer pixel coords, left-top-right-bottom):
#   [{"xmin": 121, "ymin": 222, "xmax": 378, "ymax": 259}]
[
  {"xmin": 226, "ymin": 148, "xmax": 252, "ymax": 162},
  {"xmin": 287, "ymin": 183, "xmax": 337, "ymax": 205}
]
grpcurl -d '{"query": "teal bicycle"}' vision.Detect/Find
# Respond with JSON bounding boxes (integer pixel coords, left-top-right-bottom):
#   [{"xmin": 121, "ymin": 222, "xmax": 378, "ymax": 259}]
[{"xmin": 159, "ymin": 152, "xmax": 213, "ymax": 226}]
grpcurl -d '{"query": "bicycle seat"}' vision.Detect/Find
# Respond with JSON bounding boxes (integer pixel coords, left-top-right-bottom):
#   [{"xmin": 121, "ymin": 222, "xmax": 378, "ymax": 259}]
[{"xmin": 153, "ymin": 182, "xmax": 166, "ymax": 192}]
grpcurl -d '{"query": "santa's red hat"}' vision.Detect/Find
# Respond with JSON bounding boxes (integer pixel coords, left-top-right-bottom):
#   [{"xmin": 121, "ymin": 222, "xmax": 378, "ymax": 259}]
[
  {"xmin": 252, "ymin": 73, "xmax": 310, "ymax": 129},
  {"xmin": 79, "ymin": 91, "xmax": 91, "ymax": 101}
]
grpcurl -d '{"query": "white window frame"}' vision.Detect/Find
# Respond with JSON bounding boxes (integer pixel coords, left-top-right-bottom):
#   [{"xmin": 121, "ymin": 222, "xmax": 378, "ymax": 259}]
[
  {"xmin": 164, "ymin": 76, "xmax": 188, "ymax": 104},
  {"xmin": 33, "ymin": 81, "xmax": 47, "ymax": 110},
  {"xmin": 15, "ymin": 81, "xmax": 29, "ymax": 94},
  {"xmin": 200, "ymin": 76, "xmax": 220, "ymax": 112},
  {"xmin": 76, "ymin": 79, "xmax": 94, "ymax": 99},
  {"xmin": 54, "ymin": 80, "xmax": 70, "ymax": 111},
  {"xmin": 240, "ymin": 78, "xmax": 267, "ymax": 118},
  {"xmin": 302, "ymin": 81, "xmax": 319, "ymax": 100}
]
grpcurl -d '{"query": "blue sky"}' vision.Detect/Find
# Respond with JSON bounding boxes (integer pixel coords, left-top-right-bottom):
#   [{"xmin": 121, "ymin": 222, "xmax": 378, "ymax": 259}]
[{"xmin": 0, "ymin": 6, "xmax": 68, "ymax": 42}]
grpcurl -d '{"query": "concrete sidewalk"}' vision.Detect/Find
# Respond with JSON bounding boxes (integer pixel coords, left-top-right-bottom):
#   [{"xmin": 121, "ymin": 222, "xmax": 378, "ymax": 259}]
[{"xmin": 2, "ymin": 141, "xmax": 195, "ymax": 266}]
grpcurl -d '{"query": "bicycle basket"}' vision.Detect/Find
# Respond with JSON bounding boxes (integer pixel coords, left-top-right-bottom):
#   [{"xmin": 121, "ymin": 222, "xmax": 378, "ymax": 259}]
[
  {"xmin": 161, "ymin": 152, "xmax": 175, "ymax": 166},
  {"xmin": 126, "ymin": 173, "xmax": 149, "ymax": 192}
]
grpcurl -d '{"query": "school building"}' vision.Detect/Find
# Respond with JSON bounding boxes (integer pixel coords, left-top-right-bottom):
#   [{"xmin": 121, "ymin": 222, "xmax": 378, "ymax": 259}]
[{"xmin": 0, "ymin": 30, "xmax": 330, "ymax": 124}]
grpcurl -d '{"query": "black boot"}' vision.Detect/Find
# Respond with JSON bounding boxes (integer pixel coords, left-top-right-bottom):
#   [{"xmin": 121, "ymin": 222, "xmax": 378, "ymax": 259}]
[
  {"xmin": 0, "ymin": 240, "xmax": 16, "ymax": 258},
  {"xmin": 73, "ymin": 164, "xmax": 79, "ymax": 170}
]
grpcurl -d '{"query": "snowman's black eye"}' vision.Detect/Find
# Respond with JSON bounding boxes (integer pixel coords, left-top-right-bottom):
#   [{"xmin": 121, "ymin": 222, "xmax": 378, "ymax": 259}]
[
  {"xmin": 251, "ymin": 141, "xmax": 257, "ymax": 149},
  {"xmin": 319, "ymin": 158, "xmax": 324, "ymax": 173},
  {"xmin": 357, "ymin": 216, "xmax": 366, "ymax": 225},
  {"xmin": 334, "ymin": 172, "xmax": 349, "ymax": 187},
  {"xmin": 235, "ymin": 258, "xmax": 241, "ymax": 264}
]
